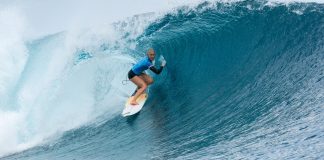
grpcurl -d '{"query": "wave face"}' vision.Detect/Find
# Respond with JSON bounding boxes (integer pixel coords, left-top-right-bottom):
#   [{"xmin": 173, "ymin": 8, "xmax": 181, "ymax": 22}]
[{"xmin": 1, "ymin": 1, "xmax": 324, "ymax": 159}]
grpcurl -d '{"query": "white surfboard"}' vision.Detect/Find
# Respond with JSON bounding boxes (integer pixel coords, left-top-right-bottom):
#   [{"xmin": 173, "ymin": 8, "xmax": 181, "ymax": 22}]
[{"xmin": 122, "ymin": 93, "xmax": 148, "ymax": 117}]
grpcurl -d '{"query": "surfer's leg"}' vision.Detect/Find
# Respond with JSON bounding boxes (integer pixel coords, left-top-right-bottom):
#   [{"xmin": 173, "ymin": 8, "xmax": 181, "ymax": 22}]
[
  {"xmin": 130, "ymin": 76, "xmax": 147, "ymax": 105},
  {"xmin": 139, "ymin": 73, "xmax": 153, "ymax": 85}
]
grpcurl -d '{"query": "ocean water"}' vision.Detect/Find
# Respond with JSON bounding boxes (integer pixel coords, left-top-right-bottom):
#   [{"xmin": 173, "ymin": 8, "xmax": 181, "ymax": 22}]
[{"xmin": 0, "ymin": 1, "xmax": 324, "ymax": 159}]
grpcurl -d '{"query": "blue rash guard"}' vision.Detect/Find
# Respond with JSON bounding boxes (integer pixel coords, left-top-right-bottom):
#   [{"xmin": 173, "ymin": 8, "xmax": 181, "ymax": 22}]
[
  {"xmin": 131, "ymin": 57, "xmax": 153, "ymax": 75},
  {"xmin": 128, "ymin": 56, "xmax": 164, "ymax": 79}
]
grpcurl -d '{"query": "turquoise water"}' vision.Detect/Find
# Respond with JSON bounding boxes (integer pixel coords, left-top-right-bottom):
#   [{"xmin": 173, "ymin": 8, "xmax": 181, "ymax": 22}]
[{"xmin": 1, "ymin": 1, "xmax": 324, "ymax": 159}]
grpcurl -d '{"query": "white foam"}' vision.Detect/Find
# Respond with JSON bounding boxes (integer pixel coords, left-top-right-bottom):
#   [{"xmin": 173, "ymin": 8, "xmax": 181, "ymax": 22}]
[
  {"xmin": 0, "ymin": 7, "xmax": 28, "ymax": 103},
  {"xmin": 0, "ymin": 17, "xmax": 139, "ymax": 157},
  {"xmin": 0, "ymin": 10, "xmax": 29, "ymax": 156}
]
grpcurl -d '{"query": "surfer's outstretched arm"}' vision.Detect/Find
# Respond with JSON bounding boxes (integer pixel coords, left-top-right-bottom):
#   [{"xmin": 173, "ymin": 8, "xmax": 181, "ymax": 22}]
[
  {"xmin": 149, "ymin": 66, "xmax": 164, "ymax": 74},
  {"xmin": 149, "ymin": 59, "xmax": 166, "ymax": 74}
]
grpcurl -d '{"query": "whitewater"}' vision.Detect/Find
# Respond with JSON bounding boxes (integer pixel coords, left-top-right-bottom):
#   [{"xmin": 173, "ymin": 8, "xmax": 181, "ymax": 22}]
[{"xmin": 0, "ymin": 0, "xmax": 323, "ymax": 159}]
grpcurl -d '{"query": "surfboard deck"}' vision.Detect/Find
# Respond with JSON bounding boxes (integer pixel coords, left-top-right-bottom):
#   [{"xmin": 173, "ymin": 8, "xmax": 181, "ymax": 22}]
[{"xmin": 122, "ymin": 93, "xmax": 148, "ymax": 117}]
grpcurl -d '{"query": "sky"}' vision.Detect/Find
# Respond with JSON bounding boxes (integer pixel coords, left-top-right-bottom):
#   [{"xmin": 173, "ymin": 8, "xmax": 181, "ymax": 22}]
[
  {"xmin": 1, "ymin": 0, "xmax": 323, "ymax": 39},
  {"xmin": 0, "ymin": 0, "xmax": 198, "ymax": 39}
]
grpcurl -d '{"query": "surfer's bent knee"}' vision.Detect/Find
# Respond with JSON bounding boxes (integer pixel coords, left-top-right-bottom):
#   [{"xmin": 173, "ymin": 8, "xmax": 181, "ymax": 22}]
[
  {"xmin": 148, "ymin": 78, "xmax": 154, "ymax": 85},
  {"xmin": 141, "ymin": 73, "xmax": 153, "ymax": 85},
  {"xmin": 140, "ymin": 83, "xmax": 147, "ymax": 90}
]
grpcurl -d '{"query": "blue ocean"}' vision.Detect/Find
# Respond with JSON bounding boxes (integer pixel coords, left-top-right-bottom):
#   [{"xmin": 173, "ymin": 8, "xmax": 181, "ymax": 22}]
[{"xmin": 1, "ymin": 1, "xmax": 324, "ymax": 159}]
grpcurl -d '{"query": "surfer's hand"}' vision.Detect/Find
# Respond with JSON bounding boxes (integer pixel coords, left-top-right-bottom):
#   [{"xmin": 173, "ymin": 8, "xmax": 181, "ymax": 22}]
[{"xmin": 161, "ymin": 60, "xmax": 166, "ymax": 67}]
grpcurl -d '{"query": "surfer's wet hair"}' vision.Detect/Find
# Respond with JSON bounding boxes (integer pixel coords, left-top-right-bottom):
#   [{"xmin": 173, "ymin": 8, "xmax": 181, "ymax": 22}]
[{"xmin": 147, "ymin": 48, "xmax": 155, "ymax": 55}]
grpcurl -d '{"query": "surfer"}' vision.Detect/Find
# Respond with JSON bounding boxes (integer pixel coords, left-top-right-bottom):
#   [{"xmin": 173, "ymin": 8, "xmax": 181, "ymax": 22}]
[{"xmin": 128, "ymin": 48, "xmax": 165, "ymax": 105}]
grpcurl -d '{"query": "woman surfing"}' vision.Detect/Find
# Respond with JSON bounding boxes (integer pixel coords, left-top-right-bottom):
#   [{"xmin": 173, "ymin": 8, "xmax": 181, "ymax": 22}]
[{"xmin": 127, "ymin": 48, "xmax": 166, "ymax": 105}]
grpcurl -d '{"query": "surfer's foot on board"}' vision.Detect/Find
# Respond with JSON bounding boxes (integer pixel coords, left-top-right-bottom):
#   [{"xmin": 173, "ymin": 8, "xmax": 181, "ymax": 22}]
[
  {"xmin": 130, "ymin": 101, "xmax": 139, "ymax": 105},
  {"xmin": 130, "ymin": 97, "xmax": 139, "ymax": 105}
]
